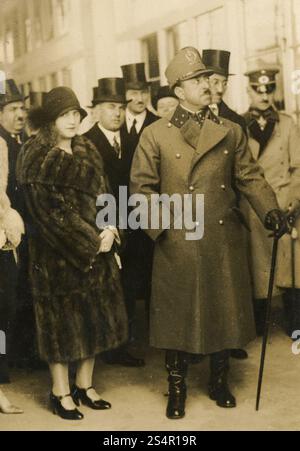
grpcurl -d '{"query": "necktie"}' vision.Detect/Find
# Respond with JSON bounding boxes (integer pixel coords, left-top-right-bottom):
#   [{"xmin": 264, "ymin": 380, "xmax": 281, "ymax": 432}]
[
  {"xmin": 129, "ymin": 118, "xmax": 138, "ymax": 138},
  {"xmin": 210, "ymin": 104, "xmax": 219, "ymax": 117},
  {"xmin": 113, "ymin": 136, "xmax": 121, "ymax": 159}
]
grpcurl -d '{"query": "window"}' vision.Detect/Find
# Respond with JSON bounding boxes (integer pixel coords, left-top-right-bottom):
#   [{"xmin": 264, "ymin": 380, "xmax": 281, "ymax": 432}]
[
  {"xmin": 54, "ymin": 0, "xmax": 69, "ymax": 36},
  {"xmin": 243, "ymin": 0, "xmax": 278, "ymax": 55},
  {"xmin": 33, "ymin": 0, "xmax": 43, "ymax": 48},
  {"xmin": 25, "ymin": 18, "xmax": 33, "ymax": 53},
  {"xmin": 196, "ymin": 8, "xmax": 226, "ymax": 51},
  {"xmin": 142, "ymin": 33, "xmax": 160, "ymax": 81},
  {"xmin": 167, "ymin": 22, "xmax": 190, "ymax": 59},
  {"xmin": 5, "ymin": 30, "xmax": 14, "ymax": 64},
  {"xmin": 41, "ymin": 0, "xmax": 54, "ymax": 41}
]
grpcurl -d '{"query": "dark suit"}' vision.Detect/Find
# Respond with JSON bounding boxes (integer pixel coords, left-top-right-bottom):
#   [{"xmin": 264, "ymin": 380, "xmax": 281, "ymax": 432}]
[{"xmin": 218, "ymin": 101, "xmax": 247, "ymax": 135}]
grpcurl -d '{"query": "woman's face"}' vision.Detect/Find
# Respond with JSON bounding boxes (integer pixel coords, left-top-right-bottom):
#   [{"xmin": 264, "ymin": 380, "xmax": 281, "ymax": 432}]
[{"xmin": 55, "ymin": 109, "xmax": 81, "ymax": 139}]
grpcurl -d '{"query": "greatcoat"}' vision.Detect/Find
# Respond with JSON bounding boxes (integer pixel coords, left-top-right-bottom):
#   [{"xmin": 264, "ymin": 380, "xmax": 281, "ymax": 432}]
[
  {"xmin": 241, "ymin": 112, "xmax": 300, "ymax": 298},
  {"xmin": 130, "ymin": 105, "xmax": 278, "ymax": 354}
]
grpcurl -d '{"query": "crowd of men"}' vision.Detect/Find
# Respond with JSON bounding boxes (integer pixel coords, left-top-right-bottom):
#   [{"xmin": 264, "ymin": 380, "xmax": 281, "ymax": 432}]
[{"xmin": 0, "ymin": 46, "xmax": 299, "ymax": 419}]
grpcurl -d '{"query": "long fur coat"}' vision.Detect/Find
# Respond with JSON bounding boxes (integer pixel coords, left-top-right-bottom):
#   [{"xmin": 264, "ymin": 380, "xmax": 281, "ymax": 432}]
[{"xmin": 18, "ymin": 133, "xmax": 128, "ymax": 363}]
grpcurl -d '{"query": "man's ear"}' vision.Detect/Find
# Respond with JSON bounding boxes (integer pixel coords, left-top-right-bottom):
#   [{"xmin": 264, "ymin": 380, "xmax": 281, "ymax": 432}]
[{"xmin": 174, "ymin": 85, "xmax": 184, "ymax": 101}]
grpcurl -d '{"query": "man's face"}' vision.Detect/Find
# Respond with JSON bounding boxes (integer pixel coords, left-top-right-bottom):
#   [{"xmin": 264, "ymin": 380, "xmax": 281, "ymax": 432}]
[
  {"xmin": 126, "ymin": 88, "xmax": 149, "ymax": 115},
  {"xmin": 175, "ymin": 75, "xmax": 211, "ymax": 111},
  {"xmin": 94, "ymin": 102, "xmax": 125, "ymax": 131},
  {"xmin": 247, "ymin": 86, "xmax": 275, "ymax": 111},
  {"xmin": 209, "ymin": 73, "xmax": 228, "ymax": 104},
  {"xmin": 0, "ymin": 101, "xmax": 26, "ymax": 134},
  {"xmin": 156, "ymin": 97, "xmax": 179, "ymax": 118}
]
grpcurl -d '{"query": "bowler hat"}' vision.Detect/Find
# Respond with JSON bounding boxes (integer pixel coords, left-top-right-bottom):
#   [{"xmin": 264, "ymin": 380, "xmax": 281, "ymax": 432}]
[
  {"xmin": 121, "ymin": 63, "xmax": 150, "ymax": 90},
  {"xmin": 202, "ymin": 49, "xmax": 234, "ymax": 77},
  {"xmin": 152, "ymin": 85, "xmax": 177, "ymax": 110},
  {"xmin": 165, "ymin": 47, "xmax": 213, "ymax": 88},
  {"xmin": 91, "ymin": 78, "xmax": 127, "ymax": 106},
  {"xmin": 0, "ymin": 79, "xmax": 27, "ymax": 107}
]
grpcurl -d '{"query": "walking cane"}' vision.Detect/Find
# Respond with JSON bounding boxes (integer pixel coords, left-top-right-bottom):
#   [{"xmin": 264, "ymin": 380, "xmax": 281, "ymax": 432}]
[{"xmin": 255, "ymin": 234, "xmax": 279, "ymax": 411}]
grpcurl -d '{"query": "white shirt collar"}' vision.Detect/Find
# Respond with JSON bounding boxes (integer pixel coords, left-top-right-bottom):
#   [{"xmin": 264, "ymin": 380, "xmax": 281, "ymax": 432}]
[
  {"xmin": 180, "ymin": 104, "xmax": 206, "ymax": 116},
  {"xmin": 125, "ymin": 109, "xmax": 147, "ymax": 133},
  {"xmin": 97, "ymin": 123, "xmax": 120, "ymax": 148}
]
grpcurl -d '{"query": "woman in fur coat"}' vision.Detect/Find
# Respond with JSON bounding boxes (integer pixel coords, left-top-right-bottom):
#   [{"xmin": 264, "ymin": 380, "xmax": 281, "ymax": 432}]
[{"xmin": 18, "ymin": 87, "xmax": 128, "ymax": 420}]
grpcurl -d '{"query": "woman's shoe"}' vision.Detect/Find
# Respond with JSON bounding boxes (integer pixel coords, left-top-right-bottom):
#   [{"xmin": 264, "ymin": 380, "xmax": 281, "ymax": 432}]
[
  {"xmin": 50, "ymin": 392, "xmax": 84, "ymax": 420},
  {"xmin": 71, "ymin": 384, "xmax": 111, "ymax": 410},
  {"xmin": 0, "ymin": 391, "xmax": 23, "ymax": 414}
]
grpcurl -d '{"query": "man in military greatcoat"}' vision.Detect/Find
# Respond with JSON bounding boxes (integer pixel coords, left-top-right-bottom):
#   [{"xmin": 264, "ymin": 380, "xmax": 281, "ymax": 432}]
[
  {"xmin": 242, "ymin": 67, "xmax": 300, "ymax": 337},
  {"xmin": 130, "ymin": 47, "xmax": 287, "ymax": 419}
]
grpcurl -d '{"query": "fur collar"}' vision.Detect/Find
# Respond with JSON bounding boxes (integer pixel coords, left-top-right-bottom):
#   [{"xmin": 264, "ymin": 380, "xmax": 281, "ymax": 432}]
[{"xmin": 19, "ymin": 134, "xmax": 105, "ymax": 197}]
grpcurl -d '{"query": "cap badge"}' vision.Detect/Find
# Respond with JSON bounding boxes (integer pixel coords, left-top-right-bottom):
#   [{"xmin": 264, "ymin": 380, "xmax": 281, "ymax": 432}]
[
  {"xmin": 258, "ymin": 75, "xmax": 270, "ymax": 84},
  {"xmin": 185, "ymin": 49, "xmax": 198, "ymax": 65}
]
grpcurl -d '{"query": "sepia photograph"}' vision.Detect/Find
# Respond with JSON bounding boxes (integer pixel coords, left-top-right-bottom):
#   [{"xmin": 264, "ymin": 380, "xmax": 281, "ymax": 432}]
[{"xmin": 0, "ymin": 0, "xmax": 300, "ymax": 434}]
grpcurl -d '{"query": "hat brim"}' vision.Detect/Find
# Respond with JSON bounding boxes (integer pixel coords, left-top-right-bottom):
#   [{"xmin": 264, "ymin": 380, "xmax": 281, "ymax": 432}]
[
  {"xmin": 178, "ymin": 69, "xmax": 214, "ymax": 85},
  {"xmin": 0, "ymin": 94, "xmax": 29, "ymax": 106},
  {"xmin": 90, "ymin": 96, "xmax": 128, "ymax": 107},
  {"xmin": 204, "ymin": 66, "xmax": 235, "ymax": 77},
  {"xmin": 58, "ymin": 106, "xmax": 88, "ymax": 121},
  {"xmin": 125, "ymin": 82, "xmax": 151, "ymax": 90}
]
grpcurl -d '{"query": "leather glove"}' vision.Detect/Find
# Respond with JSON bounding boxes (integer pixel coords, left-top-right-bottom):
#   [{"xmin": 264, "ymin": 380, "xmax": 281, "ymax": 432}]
[{"xmin": 264, "ymin": 209, "xmax": 288, "ymax": 238}]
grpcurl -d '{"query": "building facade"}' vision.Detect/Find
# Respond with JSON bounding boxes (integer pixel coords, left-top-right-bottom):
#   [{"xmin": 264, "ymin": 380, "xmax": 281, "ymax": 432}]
[{"xmin": 0, "ymin": 0, "xmax": 300, "ymax": 120}]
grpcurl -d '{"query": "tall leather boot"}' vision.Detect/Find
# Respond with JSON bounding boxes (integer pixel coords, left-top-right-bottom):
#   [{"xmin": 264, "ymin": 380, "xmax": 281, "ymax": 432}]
[
  {"xmin": 208, "ymin": 350, "xmax": 236, "ymax": 408},
  {"xmin": 165, "ymin": 350, "xmax": 188, "ymax": 419},
  {"xmin": 253, "ymin": 298, "xmax": 268, "ymax": 336}
]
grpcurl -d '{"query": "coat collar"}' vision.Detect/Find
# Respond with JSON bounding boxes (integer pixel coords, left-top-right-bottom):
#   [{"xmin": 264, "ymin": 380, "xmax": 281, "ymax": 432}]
[{"xmin": 169, "ymin": 105, "xmax": 229, "ymax": 161}]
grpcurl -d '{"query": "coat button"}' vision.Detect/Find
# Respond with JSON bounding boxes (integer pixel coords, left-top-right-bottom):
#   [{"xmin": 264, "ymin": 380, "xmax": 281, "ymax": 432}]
[
  {"xmin": 220, "ymin": 120, "xmax": 223, "ymax": 125},
  {"xmin": 189, "ymin": 185, "xmax": 195, "ymax": 192},
  {"xmin": 224, "ymin": 150, "xmax": 229, "ymax": 155},
  {"xmin": 219, "ymin": 220, "xmax": 224, "ymax": 225},
  {"xmin": 195, "ymin": 221, "xmax": 200, "ymax": 227},
  {"xmin": 168, "ymin": 123, "xmax": 172, "ymax": 128},
  {"xmin": 221, "ymin": 184, "xmax": 226, "ymax": 190},
  {"xmin": 176, "ymin": 153, "xmax": 181, "ymax": 159}
]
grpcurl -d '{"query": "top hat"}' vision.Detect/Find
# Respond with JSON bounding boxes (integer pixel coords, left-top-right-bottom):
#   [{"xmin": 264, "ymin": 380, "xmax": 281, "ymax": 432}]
[
  {"xmin": 202, "ymin": 49, "xmax": 234, "ymax": 77},
  {"xmin": 152, "ymin": 85, "xmax": 178, "ymax": 110},
  {"xmin": 165, "ymin": 47, "xmax": 214, "ymax": 88},
  {"xmin": 244, "ymin": 67, "xmax": 279, "ymax": 93},
  {"xmin": 121, "ymin": 63, "xmax": 150, "ymax": 90},
  {"xmin": 28, "ymin": 91, "xmax": 47, "ymax": 108},
  {"xmin": 91, "ymin": 78, "xmax": 127, "ymax": 106},
  {"xmin": 0, "ymin": 79, "xmax": 27, "ymax": 106}
]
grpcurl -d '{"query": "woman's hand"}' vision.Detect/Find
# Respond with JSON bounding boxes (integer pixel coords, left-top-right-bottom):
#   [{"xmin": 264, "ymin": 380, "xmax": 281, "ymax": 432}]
[{"xmin": 98, "ymin": 229, "xmax": 115, "ymax": 253}]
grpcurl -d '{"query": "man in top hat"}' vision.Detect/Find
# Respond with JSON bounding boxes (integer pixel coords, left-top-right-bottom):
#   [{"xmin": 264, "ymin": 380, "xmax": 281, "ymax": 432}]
[
  {"xmin": 202, "ymin": 49, "xmax": 247, "ymax": 135},
  {"xmin": 85, "ymin": 78, "xmax": 144, "ymax": 367},
  {"xmin": 120, "ymin": 63, "xmax": 159, "ymax": 323},
  {"xmin": 202, "ymin": 49, "xmax": 248, "ymax": 361},
  {"xmin": 130, "ymin": 46, "xmax": 286, "ymax": 419},
  {"xmin": 241, "ymin": 67, "xmax": 300, "ymax": 337},
  {"xmin": 0, "ymin": 78, "xmax": 27, "ymax": 381},
  {"xmin": 152, "ymin": 85, "xmax": 179, "ymax": 118}
]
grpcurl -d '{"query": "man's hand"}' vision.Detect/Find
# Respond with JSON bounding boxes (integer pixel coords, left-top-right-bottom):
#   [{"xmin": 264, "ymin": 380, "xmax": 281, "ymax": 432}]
[
  {"xmin": 286, "ymin": 199, "xmax": 300, "ymax": 227},
  {"xmin": 264, "ymin": 209, "xmax": 288, "ymax": 238},
  {"xmin": 98, "ymin": 229, "xmax": 115, "ymax": 253}
]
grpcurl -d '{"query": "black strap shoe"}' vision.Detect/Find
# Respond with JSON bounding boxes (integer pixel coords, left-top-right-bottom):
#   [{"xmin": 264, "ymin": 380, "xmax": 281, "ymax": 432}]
[
  {"xmin": 71, "ymin": 385, "xmax": 111, "ymax": 410},
  {"xmin": 50, "ymin": 392, "xmax": 84, "ymax": 420}
]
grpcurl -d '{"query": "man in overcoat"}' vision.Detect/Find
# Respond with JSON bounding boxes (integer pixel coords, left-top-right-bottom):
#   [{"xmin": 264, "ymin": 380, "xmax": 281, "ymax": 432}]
[
  {"xmin": 242, "ymin": 67, "xmax": 300, "ymax": 336},
  {"xmin": 85, "ymin": 78, "xmax": 144, "ymax": 367},
  {"xmin": 130, "ymin": 47, "xmax": 287, "ymax": 419}
]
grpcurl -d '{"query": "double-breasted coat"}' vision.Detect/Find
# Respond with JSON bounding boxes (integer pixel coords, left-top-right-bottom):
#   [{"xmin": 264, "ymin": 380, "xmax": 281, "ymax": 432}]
[
  {"xmin": 241, "ymin": 112, "xmax": 300, "ymax": 298},
  {"xmin": 130, "ymin": 105, "xmax": 278, "ymax": 355}
]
